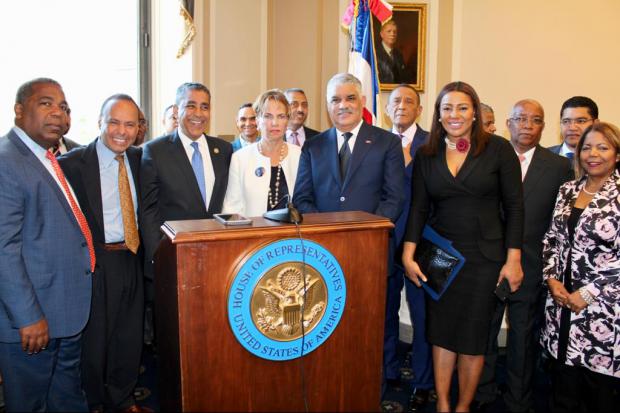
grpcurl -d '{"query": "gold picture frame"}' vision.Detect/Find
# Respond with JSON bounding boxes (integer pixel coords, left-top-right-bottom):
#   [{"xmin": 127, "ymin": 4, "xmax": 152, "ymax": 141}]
[{"xmin": 372, "ymin": 3, "xmax": 427, "ymax": 92}]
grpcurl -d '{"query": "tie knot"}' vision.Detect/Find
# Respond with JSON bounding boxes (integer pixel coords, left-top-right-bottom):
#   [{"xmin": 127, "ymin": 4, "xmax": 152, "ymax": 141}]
[
  {"xmin": 191, "ymin": 141, "xmax": 199, "ymax": 150},
  {"xmin": 45, "ymin": 149, "xmax": 55, "ymax": 160},
  {"xmin": 566, "ymin": 152, "xmax": 574, "ymax": 160},
  {"xmin": 518, "ymin": 154, "xmax": 526, "ymax": 163},
  {"xmin": 343, "ymin": 132, "xmax": 353, "ymax": 141},
  {"xmin": 115, "ymin": 154, "xmax": 124, "ymax": 162}
]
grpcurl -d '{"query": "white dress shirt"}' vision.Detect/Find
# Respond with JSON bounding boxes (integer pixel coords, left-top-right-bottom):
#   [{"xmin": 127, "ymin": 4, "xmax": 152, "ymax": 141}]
[
  {"xmin": 392, "ymin": 123, "xmax": 418, "ymax": 148},
  {"xmin": 516, "ymin": 146, "xmax": 536, "ymax": 181},
  {"xmin": 336, "ymin": 121, "xmax": 364, "ymax": 153},
  {"xmin": 286, "ymin": 127, "xmax": 307, "ymax": 147},
  {"xmin": 178, "ymin": 130, "xmax": 215, "ymax": 209}
]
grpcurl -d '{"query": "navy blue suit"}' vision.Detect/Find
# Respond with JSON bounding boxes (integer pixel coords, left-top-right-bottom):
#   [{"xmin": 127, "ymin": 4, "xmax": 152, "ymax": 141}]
[
  {"xmin": 0, "ymin": 129, "xmax": 92, "ymax": 411},
  {"xmin": 547, "ymin": 144, "xmax": 561, "ymax": 155},
  {"xmin": 293, "ymin": 122, "xmax": 405, "ymax": 222},
  {"xmin": 383, "ymin": 126, "xmax": 434, "ymax": 390}
]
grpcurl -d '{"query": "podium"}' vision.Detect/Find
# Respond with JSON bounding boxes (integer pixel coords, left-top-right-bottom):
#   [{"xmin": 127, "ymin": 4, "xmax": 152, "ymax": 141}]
[{"xmin": 155, "ymin": 211, "xmax": 393, "ymax": 411}]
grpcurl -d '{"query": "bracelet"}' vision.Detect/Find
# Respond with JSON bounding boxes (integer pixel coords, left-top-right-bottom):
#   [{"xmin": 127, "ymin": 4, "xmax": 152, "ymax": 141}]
[{"xmin": 579, "ymin": 287, "xmax": 595, "ymax": 305}]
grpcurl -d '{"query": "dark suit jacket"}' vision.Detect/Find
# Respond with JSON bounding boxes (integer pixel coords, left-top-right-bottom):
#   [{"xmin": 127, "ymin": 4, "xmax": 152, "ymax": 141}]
[
  {"xmin": 140, "ymin": 131, "xmax": 232, "ymax": 275},
  {"xmin": 547, "ymin": 144, "xmax": 562, "ymax": 155},
  {"xmin": 519, "ymin": 145, "xmax": 573, "ymax": 291},
  {"xmin": 293, "ymin": 122, "xmax": 405, "ymax": 223},
  {"xmin": 63, "ymin": 136, "xmax": 81, "ymax": 152},
  {"xmin": 303, "ymin": 126, "xmax": 320, "ymax": 140},
  {"xmin": 405, "ymin": 135, "xmax": 524, "ymax": 262},
  {"xmin": 0, "ymin": 130, "xmax": 92, "ymax": 342},
  {"xmin": 376, "ymin": 43, "xmax": 411, "ymax": 84},
  {"xmin": 58, "ymin": 139, "xmax": 143, "ymax": 251}
]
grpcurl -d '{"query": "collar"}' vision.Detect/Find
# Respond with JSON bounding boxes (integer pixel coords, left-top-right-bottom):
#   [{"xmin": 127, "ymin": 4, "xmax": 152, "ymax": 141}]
[
  {"xmin": 560, "ymin": 142, "xmax": 575, "ymax": 157},
  {"xmin": 96, "ymin": 138, "xmax": 122, "ymax": 169},
  {"xmin": 336, "ymin": 120, "xmax": 364, "ymax": 139},
  {"xmin": 12, "ymin": 126, "xmax": 49, "ymax": 157},
  {"xmin": 392, "ymin": 123, "xmax": 418, "ymax": 147},
  {"xmin": 382, "ymin": 42, "xmax": 393, "ymax": 55},
  {"xmin": 515, "ymin": 145, "xmax": 536, "ymax": 163},
  {"xmin": 178, "ymin": 128, "xmax": 205, "ymax": 148}
]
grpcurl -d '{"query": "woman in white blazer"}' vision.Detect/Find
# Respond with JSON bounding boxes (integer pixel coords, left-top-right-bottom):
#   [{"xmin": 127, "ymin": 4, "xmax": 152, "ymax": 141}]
[{"xmin": 223, "ymin": 89, "xmax": 302, "ymax": 217}]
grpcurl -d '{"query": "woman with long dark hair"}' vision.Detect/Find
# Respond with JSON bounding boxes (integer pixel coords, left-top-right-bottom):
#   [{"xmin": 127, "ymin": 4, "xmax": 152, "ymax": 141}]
[{"xmin": 402, "ymin": 81, "xmax": 524, "ymax": 412}]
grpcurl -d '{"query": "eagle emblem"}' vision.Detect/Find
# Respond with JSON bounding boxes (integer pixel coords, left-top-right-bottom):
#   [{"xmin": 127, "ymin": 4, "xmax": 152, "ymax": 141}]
[{"xmin": 252, "ymin": 264, "xmax": 327, "ymax": 341}]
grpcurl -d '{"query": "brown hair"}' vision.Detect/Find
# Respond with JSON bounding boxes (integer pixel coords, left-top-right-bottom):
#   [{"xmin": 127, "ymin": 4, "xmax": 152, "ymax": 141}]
[
  {"xmin": 574, "ymin": 121, "xmax": 620, "ymax": 179},
  {"xmin": 421, "ymin": 81, "xmax": 489, "ymax": 157},
  {"xmin": 253, "ymin": 89, "xmax": 290, "ymax": 118}
]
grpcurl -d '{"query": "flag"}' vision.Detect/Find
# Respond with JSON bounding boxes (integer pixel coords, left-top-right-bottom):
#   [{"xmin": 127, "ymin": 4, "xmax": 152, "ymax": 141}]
[{"xmin": 342, "ymin": 0, "xmax": 392, "ymax": 124}]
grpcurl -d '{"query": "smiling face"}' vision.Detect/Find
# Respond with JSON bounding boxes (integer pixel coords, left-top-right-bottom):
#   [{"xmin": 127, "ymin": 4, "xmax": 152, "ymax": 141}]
[
  {"xmin": 579, "ymin": 130, "xmax": 619, "ymax": 180},
  {"xmin": 178, "ymin": 89, "xmax": 210, "ymax": 140},
  {"xmin": 14, "ymin": 82, "xmax": 68, "ymax": 149},
  {"xmin": 99, "ymin": 99, "xmax": 139, "ymax": 154},
  {"xmin": 286, "ymin": 91, "xmax": 309, "ymax": 131},
  {"xmin": 258, "ymin": 99, "xmax": 289, "ymax": 143},
  {"xmin": 327, "ymin": 83, "xmax": 366, "ymax": 133},
  {"xmin": 439, "ymin": 91, "xmax": 475, "ymax": 140},
  {"xmin": 236, "ymin": 106, "xmax": 258, "ymax": 141}
]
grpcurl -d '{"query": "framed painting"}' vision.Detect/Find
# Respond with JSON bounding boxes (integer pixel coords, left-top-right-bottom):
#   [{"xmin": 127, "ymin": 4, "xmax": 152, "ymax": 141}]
[{"xmin": 372, "ymin": 3, "xmax": 427, "ymax": 92}]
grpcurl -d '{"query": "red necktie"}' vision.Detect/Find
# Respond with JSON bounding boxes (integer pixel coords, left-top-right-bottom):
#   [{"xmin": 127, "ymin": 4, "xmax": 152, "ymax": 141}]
[{"xmin": 45, "ymin": 150, "xmax": 96, "ymax": 272}]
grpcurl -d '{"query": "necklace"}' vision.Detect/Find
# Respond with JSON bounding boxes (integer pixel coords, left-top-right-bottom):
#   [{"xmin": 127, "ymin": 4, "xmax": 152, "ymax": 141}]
[
  {"xmin": 444, "ymin": 137, "xmax": 470, "ymax": 153},
  {"xmin": 582, "ymin": 185, "xmax": 598, "ymax": 196},
  {"xmin": 258, "ymin": 142, "xmax": 286, "ymax": 209}
]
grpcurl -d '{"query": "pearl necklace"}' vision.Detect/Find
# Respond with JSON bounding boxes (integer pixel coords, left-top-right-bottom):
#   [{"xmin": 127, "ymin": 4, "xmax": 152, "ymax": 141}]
[
  {"xmin": 444, "ymin": 137, "xmax": 470, "ymax": 153},
  {"xmin": 582, "ymin": 185, "xmax": 598, "ymax": 196},
  {"xmin": 258, "ymin": 142, "xmax": 286, "ymax": 209}
]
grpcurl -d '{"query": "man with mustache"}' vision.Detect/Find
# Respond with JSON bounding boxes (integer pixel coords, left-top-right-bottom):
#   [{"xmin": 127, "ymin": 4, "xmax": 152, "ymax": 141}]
[
  {"xmin": 475, "ymin": 99, "xmax": 573, "ymax": 412},
  {"xmin": 284, "ymin": 88, "xmax": 319, "ymax": 146},
  {"xmin": 140, "ymin": 82, "xmax": 232, "ymax": 279},
  {"xmin": 231, "ymin": 102, "xmax": 259, "ymax": 152},
  {"xmin": 0, "ymin": 78, "xmax": 93, "ymax": 411},
  {"xmin": 548, "ymin": 96, "xmax": 598, "ymax": 159},
  {"xmin": 59, "ymin": 94, "xmax": 150, "ymax": 412},
  {"xmin": 294, "ymin": 72, "xmax": 405, "ymax": 223}
]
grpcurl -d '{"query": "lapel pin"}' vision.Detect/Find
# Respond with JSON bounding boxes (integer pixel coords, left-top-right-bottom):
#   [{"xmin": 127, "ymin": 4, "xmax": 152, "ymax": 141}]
[
  {"xmin": 214, "ymin": 148, "xmax": 220, "ymax": 154},
  {"xmin": 255, "ymin": 167, "xmax": 265, "ymax": 177},
  {"xmin": 365, "ymin": 139, "xmax": 372, "ymax": 144}
]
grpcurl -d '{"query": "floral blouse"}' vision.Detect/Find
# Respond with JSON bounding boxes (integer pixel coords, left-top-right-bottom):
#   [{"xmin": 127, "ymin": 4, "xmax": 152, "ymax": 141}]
[{"xmin": 541, "ymin": 170, "xmax": 620, "ymax": 378}]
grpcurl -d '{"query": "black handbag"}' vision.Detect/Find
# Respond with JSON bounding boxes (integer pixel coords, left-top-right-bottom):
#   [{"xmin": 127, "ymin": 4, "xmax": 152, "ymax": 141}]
[{"xmin": 413, "ymin": 226, "xmax": 465, "ymax": 300}]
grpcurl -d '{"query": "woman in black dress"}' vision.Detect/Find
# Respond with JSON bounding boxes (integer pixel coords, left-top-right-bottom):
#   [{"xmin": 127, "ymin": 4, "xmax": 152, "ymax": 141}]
[{"xmin": 402, "ymin": 81, "xmax": 524, "ymax": 412}]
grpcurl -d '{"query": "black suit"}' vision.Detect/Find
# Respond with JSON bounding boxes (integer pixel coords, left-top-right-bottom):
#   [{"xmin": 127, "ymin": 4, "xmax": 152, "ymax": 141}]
[
  {"xmin": 303, "ymin": 125, "xmax": 320, "ymax": 139},
  {"xmin": 376, "ymin": 43, "xmax": 411, "ymax": 84},
  {"xmin": 405, "ymin": 135, "xmax": 524, "ymax": 355},
  {"xmin": 476, "ymin": 146, "xmax": 573, "ymax": 411},
  {"xmin": 59, "ymin": 139, "xmax": 145, "ymax": 410},
  {"xmin": 140, "ymin": 131, "xmax": 232, "ymax": 276}
]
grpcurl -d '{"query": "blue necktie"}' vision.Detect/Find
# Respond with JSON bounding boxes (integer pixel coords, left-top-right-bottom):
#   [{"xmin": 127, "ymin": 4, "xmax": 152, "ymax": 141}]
[
  {"xmin": 566, "ymin": 152, "xmax": 574, "ymax": 160},
  {"xmin": 190, "ymin": 141, "xmax": 207, "ymax": 204}
]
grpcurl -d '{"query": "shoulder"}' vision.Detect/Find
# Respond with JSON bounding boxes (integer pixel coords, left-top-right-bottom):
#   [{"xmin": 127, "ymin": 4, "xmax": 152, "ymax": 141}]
[
  {"xmin": 536, "ymin": 145, "xmax": 571, "ymax": 168},
  {"xmin": 144, "ymin": 133, "xmax": 174, "ymax": 152},
  {"xmin": 304, "ymin": 126, "xmax": 320, "ymax": 137},
  {"xmin": 232, "ymin": 143, "xmax": 258, "ymax": 161},
  {"xmin": 206, "ymin": 135, "xmax": 233, "ymax": 153}
]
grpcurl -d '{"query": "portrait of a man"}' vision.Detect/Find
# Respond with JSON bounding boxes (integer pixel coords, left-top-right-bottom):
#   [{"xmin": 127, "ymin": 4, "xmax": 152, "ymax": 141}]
[{"xmin": 372, "ymin": 3, "xmax": 427, "ymax": 91}]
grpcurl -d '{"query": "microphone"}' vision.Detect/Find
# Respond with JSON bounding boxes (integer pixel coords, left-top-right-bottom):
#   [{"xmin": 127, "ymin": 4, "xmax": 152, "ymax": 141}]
[{"xmin": 262, "ymin": 194, "xmax": 303, "ymax": 224}]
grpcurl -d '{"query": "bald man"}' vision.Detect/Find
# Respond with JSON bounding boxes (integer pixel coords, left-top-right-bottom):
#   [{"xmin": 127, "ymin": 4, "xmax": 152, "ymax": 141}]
[{"xmin": 475, "ymin": 99, "xmax": 573, "ymax": 412}]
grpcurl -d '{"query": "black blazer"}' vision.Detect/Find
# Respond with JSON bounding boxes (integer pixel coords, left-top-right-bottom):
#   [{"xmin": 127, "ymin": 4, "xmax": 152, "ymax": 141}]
[
  {"xmin": 376, "ymin": 43, "xmax": 411, "ymax": 84},
  {"xmin": 140, "ymin": 131, "xmax": 232, "ymax": 274},
  {"xmin": 303, "ymin": 126, "xmax": 320, "ymax": 139},
  {"xmin": 58, "ymin": 139, "xmax": 142, "ymax": 248},
  {"xmin": 520, "ymin": 145, "xmax": 573, "ymax": 289},
  {"xmin": 405, "ymin": 135, "xmax": 524, "ymax": 262}
]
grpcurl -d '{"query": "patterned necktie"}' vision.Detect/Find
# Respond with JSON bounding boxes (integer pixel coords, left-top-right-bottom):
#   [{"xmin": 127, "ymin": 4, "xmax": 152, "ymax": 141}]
[
  {"xmin": 190, "ymin": 141, "xmax": 207, "ymax": 204},
  {"xmin": 339, "ymin": 132, "xmax": 353, "ymax": 179},
  {"xmin": 290, "ymin": 131, "xmax": 300, "ymax": 146},
  {"xmin": 115, "ymin": 154, "xmax": 140, "ymax": 254},
  {"xmin": 45, "ymin": 150, "xmax": 96, "ymax": 272}
]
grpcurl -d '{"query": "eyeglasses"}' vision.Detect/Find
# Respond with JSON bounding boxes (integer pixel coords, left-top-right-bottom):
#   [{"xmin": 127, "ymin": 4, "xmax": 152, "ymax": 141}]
[
  {"xmin": 560, "ymin": 117, "xmax": 593, "ymax": 126},
  {"xmin": 510, "ymin": 116, "xmax": 544, "ymax": 126}
]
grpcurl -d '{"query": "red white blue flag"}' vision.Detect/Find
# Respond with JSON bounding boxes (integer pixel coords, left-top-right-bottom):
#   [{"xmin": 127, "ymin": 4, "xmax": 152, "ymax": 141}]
[{"xmin": 342, "ymin": 0, "xmax": 393, "ymax": 124}]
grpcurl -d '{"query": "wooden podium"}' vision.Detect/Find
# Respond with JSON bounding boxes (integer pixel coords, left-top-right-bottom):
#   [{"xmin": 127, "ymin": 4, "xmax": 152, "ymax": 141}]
[{"xmin": 155, "ymin": 211, "xmax": 393, "ymax": 412}]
